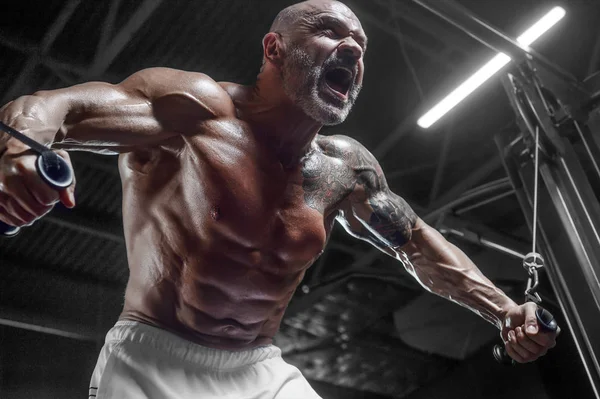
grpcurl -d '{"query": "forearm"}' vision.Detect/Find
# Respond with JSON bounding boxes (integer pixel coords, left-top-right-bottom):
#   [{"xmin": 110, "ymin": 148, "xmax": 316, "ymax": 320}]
[
  {"xmin": 0, "ymin": 78, "xmax": 172, "ymax": 155},
  {"xmin": 0, "ymin": 92, "xmax": 70, "ymax": 152},
  {"xmin": 338, "ymin": 147, "xmax": 519, "ymax": 329},
  {"xmin": 400, "ymin": 222, "xmax": 517, "ymax": 329}
]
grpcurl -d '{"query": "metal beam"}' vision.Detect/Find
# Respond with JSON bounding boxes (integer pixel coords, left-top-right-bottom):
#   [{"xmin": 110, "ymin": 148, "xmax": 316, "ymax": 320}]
[
  {"xmin": 428, "ymin": 119, "xmax": 454, "ymax": 205},
  {"xmin": 31, "ymin": 207, "xmax": 125, "ymax": 244},
  {"xmin": 440, "ymin": 215, "xmax": 530, "ymax": 259},
  {"xmin": 373, "ymin": 0, "xmax": 472, "ymax": 60},
  {"xmin": 410, "ymin": 0, "xmax": 580, "ymax": 86},
  {"xmin": 496, "ymin": 106, "xmax": 600, "ymax": 398},
  {"xmin": 1, "ymin": 0, "xmax": 82, "ymax": 103},
  {"xmin": 391, "ymin": 19, "xmax": 426, "ymax": 102},
  {"xmin": 424, "ymin": 156, "xmax": 503, "ymax": 222},
  {"xmin": 44, "ymin": 216, "xmax": 123, "ymax": 244},
  {"xmin": 38, "ymin": 57, "xmax": 91, "ymax": 81},
  {"xmin": 44, "ymin": 63, "xmax": 77, "ymax": 86},
  {"xmin": 454, "ymin": 189, "xmax": 514, "ymax": 215},
  {"xmin": 0, "ymin": 307, "xmax": 102, "ymax": 342},
  {"xmin": 352, "ymin": 4, "xmax": 457, "ymax": 70},
  {"xmin": 359, "ymin": 0, "xmax": 473, "ymax": 161},
  {"xmin": 386, "ymin": 161, "xmax": 439, "ymax": 181},
  {"xmin": 587, "ymin": 26, "xmax": 600, "ymax": 77},
  {"xmin": 86, "ymin": 0, "xmax": 164, "ymax": 78},
  {"xmin": 373, "ymin": 114, "xmax": 420, "ymax": 159},
  {"xmin": 96, "ymin": 0, "xmax": 123, "ymax": 59},
  {"xmin": 0, "ymin": 34, "xmax": 93, "ymax": 78}
]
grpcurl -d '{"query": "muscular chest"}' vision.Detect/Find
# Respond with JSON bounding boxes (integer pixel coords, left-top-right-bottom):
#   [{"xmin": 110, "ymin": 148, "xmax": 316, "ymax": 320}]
[{"xmin": 179, "ymin": 122, "xmax": 343, "ymax": 262}]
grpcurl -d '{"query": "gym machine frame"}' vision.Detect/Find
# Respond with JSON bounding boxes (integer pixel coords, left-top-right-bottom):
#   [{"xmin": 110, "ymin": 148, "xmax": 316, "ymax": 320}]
[{"xmin": 411, "ymin": 0, "xmax": 600, "ymax": 396}]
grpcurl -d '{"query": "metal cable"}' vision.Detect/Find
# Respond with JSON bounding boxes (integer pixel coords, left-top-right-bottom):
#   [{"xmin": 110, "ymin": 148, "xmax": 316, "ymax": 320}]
[{"xmin": 532, "ymin": 126, "xmax": 540, "ymax": 254}]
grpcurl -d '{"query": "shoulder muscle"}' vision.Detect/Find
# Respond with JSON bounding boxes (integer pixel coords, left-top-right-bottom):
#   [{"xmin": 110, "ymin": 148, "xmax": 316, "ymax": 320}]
[
  {"xmin": 318, "ymin": 134, "xmax": 384, "ymax": 197},
  {"xmin": 118, "ymin": 68, "xmax": 236, "ymax": 133}
]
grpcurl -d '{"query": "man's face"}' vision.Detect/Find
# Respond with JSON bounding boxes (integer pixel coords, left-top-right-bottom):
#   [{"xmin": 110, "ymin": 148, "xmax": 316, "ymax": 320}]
[{"xmin": 280, "ymin": 5, "xmax": 367, "ymax": 125}]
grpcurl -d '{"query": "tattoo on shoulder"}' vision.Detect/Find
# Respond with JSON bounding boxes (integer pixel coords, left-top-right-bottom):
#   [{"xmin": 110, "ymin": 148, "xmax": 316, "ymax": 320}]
[
  {"xmin": 301, "ymin": 145, "xmax": 355, "ymax": 212},
  {"xmin": 301, "ymin": 135, "xmax": 417, "ymax": 247},
  {"xmin": 301, "ymin": 135, "xmax": 377, "ymax": 212}
]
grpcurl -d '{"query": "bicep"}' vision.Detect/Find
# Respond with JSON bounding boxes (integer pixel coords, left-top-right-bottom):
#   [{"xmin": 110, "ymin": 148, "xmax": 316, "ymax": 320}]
[
  {"xmin": 338, "ymin": 188, "xmax": 418, "ymax": 250},
  {"xmin": 55, "ymin": 68, "xmax": 233, "ymax": 151}
]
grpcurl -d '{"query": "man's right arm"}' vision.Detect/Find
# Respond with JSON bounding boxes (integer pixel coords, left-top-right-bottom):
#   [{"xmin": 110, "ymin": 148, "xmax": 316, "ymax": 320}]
[
  {"xmin": 0, "ymin": 67, "xmax": 234, "ymax": 154},
  {"xmin": 0, "ymin": 67, "xmax": 234, "ymax": 227}
]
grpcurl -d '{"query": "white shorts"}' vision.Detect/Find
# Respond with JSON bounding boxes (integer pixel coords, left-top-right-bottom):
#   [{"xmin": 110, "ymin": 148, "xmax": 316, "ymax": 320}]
[{"xmin": 89, "ymin": 321, "xmax": 322, "ymax": 399}]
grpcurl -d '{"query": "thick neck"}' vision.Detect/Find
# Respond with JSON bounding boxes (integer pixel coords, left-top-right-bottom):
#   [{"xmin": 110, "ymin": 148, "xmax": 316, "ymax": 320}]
[{"xmin": 239, "ymin": 69, "xmax": 323, "ymax": 168}]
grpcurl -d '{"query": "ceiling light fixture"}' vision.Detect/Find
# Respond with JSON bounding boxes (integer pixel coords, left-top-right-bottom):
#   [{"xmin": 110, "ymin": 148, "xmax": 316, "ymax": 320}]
[{"xmin": 417, "ymin": 6, "xmax": 566, "ymax": 129}]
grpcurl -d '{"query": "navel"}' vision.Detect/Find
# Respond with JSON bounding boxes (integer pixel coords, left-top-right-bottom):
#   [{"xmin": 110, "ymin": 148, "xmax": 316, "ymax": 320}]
[{"xmin": 210, "ymin": 206, "xmax": 222, "ymax": 221}]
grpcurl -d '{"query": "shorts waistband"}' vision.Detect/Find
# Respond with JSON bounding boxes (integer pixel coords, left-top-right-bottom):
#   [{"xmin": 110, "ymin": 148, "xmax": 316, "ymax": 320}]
[{"xmin": 106, "ymin": 321, "xmax": 281, "ymax": 370}]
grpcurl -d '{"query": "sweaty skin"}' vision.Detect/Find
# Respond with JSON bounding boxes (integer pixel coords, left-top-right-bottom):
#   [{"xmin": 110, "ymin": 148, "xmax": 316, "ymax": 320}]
[
  {"xmin": 0, "ymin": 68, "xmax": 370, "ymax": 349},
  {"xmin": 0, "ymin": 0, "xmax": 557, "ymax": 361}
]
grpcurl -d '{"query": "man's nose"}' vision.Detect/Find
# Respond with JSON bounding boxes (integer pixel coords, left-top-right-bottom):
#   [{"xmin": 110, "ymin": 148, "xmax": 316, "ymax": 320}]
[{"xmin": 338, "ymin": 38, "xmax": 363, "ymax": 60}]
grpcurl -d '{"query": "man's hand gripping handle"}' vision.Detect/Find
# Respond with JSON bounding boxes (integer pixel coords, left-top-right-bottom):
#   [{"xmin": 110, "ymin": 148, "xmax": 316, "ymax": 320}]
[{"xmin": 0, "ymin": 122, "xmax": 74, "ymax": 237}]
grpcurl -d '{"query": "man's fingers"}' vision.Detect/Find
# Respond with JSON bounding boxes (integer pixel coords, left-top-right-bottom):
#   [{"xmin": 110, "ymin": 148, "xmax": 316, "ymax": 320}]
[
  {"xmin": 527, "ymin": 330, "xmax": 558, "ymax": 348},
  {"xmin": 21, "ymin": 165, "xmax": 62, "ymax": 206},
  {"xmin": 505, "ymin": 342, "xmax": 526, "ymax": 363},
  {"xmin": 524, "ymin": 302, "xmax": 539, "ymax": 335},
  {"xmin": 508, "ymin": 330, "xmax": 533, "ymax": 361},
  {"xmin": 0, "ymin": 150, "xmax": 68, "ymax": 219},
  {"xmin": 502, "ymin": 304, "xmax": 559, "ymax": 363},
  {"xmin": 4, "ymin": 173, "xmax": 54, "ymax": 216},
  {"xmin": 0, "ymin": 197, "xmax": 26, "ymax": 226},
  {"xmin": 55, "ymin": 150, "xmax": 76, "ymax": 208},
  {"xmin": 516, "ymin": 326, "xmax": 543, "ymax": 354},
  {"xmin": 1, "ymin": 196, "xmax": 37, "ymax": 225},
  {"xmin": 59, "ymin": 188, "xmax": 75, "ymax": 208}
]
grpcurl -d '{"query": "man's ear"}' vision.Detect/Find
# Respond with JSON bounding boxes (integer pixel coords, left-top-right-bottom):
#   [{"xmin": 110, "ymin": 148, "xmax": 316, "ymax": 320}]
[{"xmin": 263, "ymin": 32, "xmax": 285, "ymax": 67}]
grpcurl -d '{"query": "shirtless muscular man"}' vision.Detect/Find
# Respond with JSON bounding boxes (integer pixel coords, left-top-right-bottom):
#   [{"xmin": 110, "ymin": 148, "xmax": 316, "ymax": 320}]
[{"xmin": 0, "ymin": 1, "xmax": 557, "ymax": 398}]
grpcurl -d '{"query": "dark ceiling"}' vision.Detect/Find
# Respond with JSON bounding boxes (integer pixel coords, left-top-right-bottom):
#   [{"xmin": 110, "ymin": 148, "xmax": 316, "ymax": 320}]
[{"xmin": 0, "ymin": 0, "xmax": 599, "ymax": 398}]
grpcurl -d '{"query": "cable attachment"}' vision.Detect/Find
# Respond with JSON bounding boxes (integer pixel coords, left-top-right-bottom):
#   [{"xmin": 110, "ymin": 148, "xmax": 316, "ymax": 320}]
[{"xmin": 523, "ymin": 252, "xmax": 544, "ymax": 304}]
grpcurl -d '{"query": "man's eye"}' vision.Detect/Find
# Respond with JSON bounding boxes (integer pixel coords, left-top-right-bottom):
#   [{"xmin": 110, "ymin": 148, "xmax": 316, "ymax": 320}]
[{"xmin": 322, "ymin": 28, "xmax": 339, "ymax": 37}]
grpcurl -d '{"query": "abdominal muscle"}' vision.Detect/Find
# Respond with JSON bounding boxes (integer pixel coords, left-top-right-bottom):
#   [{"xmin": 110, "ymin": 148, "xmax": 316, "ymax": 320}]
[
  {"xmin": 120, "ymin": 254, "xmax": 307, "ymax": 350},
  {"xmin": 116, "ymin": 148, "xmax": 323, "ymax": 350},
  {"xmin": 115, "ymin": 181, "xmax": 317, "ymax": 350},
  {"xmin": 118, "ymin": 207, "xmax": 315, "ymax": 350}
]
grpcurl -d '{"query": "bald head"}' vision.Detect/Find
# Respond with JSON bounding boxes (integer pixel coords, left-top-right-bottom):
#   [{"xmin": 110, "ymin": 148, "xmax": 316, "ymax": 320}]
[
  {"xmin": 270, "ymin": 0, "xmax": 358, "ymax": 35},
  {"xmin": 261, "ymin": 0, "xmax": 366, "ymax": 126}
]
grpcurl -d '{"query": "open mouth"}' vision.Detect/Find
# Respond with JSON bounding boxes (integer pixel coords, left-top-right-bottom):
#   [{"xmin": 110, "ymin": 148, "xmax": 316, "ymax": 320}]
[{"xmin": 324, "ymin": 67, "xmax": 353, "ymax": 98}]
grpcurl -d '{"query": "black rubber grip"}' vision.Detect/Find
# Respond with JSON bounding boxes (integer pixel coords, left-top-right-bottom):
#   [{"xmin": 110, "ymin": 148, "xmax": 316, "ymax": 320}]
[
  {"xmin": 35, "ymin": 151, "xmax": 73, "ymax": 190},
  {"xmin": 493, "ymin": 307, "xmax": 558, "ymax": 365},
  {"xmin": 0, "ymin": 222, "xmax": 21, "ymax": 236}
]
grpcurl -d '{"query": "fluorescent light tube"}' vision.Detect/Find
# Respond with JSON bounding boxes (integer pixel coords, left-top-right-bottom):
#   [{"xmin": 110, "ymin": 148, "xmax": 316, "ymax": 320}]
[{"xmin": 417, "ymin": 7, "xmax": 566, "ymax": 129}]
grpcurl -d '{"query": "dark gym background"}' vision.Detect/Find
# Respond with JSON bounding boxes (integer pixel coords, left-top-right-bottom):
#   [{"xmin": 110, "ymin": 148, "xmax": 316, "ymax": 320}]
[{"xmin": 1, "ymin": 0, "xmax": 599, "ymax": 398}]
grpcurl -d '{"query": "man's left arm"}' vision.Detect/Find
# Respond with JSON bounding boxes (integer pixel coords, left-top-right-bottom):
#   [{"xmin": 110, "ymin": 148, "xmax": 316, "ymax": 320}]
[{"xmin": 335, "ymin": 138, "xmax": 557, "ymax": 363}]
